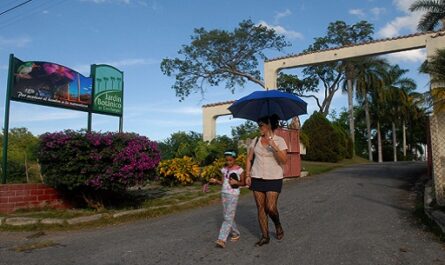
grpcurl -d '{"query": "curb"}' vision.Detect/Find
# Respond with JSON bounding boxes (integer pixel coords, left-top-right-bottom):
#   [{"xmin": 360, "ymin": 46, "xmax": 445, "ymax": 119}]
[
  {"xmin": 0, "ymin": 192, "xmax": 220, "ymax": 228},
  {"xmin": 424, "ymin": 185, "xmax": 445, "ymax": 234}
]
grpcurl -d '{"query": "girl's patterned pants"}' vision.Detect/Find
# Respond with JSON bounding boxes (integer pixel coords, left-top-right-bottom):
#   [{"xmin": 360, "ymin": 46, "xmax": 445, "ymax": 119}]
[{"xmin": 218, "ymin": 192, "xmax": 240, "ymax": 241}]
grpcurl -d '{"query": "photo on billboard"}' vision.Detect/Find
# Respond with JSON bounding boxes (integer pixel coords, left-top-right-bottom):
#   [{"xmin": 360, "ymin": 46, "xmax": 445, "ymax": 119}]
[{"xmin": 11, "ymin": 57, "xmax": 93, "ymax": 111}]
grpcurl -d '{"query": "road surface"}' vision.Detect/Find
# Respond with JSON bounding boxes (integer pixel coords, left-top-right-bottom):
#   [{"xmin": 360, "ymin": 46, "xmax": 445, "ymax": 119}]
[{"xmin": 1, "ymin": 162, "xmax": 444, "ymax": 265}]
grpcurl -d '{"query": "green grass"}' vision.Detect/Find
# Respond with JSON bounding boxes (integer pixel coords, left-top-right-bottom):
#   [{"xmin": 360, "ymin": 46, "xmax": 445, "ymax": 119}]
[{"xmin": 302, "ymin": 156, "xmax": 370, "ymax": 176}]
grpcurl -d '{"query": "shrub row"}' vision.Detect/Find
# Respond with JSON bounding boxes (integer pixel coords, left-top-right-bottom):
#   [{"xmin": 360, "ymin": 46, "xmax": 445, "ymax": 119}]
[{"xmin": 39, "ymin": 130, "xmax": 161, "ymax": 192}]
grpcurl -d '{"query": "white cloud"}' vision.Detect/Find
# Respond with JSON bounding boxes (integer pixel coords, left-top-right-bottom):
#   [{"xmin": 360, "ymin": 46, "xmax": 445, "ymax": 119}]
[
  {"xmin": 74, "ymin": 58, "xmax": 158, "ymax": 75},
  {"xmin": 393, "ymin": 0, "xmax": 417, "ymax": 13},
  {"xmin": 378, "ymin": 12, "xmax": 421, "ymax": 37},
  {"xmin": 258, "ymin": 20, "xmax": 303, "ymax": 40},
  {"xmin": 370, "ymin": 7, "xmax": 386, "ymax": 18},
  {"xmin": 0, "ymin": 36, "xmax": 31, "ymax": 48},
  {"xmin": 274, "ymin": 9, "xmax": 292, "ymax": 23},
  {"xmin": 349, "ymin": 9, "xmax": 365, "ymax": 17},
  {"xmin": 385, "ymin": 49, "xmax": 426, "ymax": 63},
  {"xmin": 378, "ymin": 0, "xmax": 422, "ymax": 38}
]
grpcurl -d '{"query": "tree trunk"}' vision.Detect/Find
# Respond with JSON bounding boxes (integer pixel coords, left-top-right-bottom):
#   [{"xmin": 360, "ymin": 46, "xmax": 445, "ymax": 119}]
[
  {"xmin": 321, "ymin": 88, "xmax": 336, "ymax": 116},
  {"xmin": 377, "ymin": 121, "xmax": 383, "ymax": 163},
  {"xmin": 392, "ymin": 122, "xmax": 397, "ymax": 162},
  {"xmin": 364, "ymin": 98, "xmax": 372, "ymax": 161},
  {"xmin": 402, "ymin": 121, "xmax": 407, "ymax": 158},
  {"xmin": 347, "ymin": 78, "xmax": 355, "ymax": 157}
]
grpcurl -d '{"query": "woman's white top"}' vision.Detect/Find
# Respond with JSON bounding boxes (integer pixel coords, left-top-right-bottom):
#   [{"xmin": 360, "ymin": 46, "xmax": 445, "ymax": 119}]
[{"xmin": 250, "ymin": 135, "xmax": 288, "ymax": 180}]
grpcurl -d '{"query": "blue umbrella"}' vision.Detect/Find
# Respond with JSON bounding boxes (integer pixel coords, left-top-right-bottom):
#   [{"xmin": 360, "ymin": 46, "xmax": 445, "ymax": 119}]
[{"xmin": 228, "ymin": 90, "xmax": 307, "ymax": 121}]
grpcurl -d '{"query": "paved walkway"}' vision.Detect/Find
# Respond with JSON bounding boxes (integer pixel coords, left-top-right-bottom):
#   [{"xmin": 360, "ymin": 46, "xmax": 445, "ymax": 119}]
[{"xmin": 1, "ymin": 162, "xmax": 445, "ymax": 265}]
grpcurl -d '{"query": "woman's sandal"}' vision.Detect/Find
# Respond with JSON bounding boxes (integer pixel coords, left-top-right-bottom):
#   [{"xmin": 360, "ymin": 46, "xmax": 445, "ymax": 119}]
[
  {"xmin": 255, "ymin": 237, "xmax": 270, "ymax": 247},
  {"xmin": 230, "ymin": 234, "xmax": 240, "ymax": 241},
  {"xmin": 276, "ymin": 225, "xmax": 284, "ymax": 240}
]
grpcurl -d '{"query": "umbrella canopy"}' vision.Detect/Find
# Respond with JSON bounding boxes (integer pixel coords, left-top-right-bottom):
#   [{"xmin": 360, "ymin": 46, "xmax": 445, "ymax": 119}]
[{"xmin": 228, "ymin": 90, "xmax": 307, "ymax": 121}]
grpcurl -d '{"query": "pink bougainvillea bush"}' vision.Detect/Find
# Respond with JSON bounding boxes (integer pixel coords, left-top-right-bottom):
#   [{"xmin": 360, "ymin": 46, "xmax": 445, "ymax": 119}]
[{"xmin": 39, "ymin": 130, "xmax": 161, "ymax": 193}]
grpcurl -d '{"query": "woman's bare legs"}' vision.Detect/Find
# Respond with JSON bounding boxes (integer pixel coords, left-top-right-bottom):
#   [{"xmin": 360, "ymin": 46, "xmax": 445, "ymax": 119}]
[
  {"xmin": 253, "ymin": 191, "xmax": 268, "ymax": 237},
  {"xmin": 266, "ymin": 191, "xmax": 283, "ymax": 240}
]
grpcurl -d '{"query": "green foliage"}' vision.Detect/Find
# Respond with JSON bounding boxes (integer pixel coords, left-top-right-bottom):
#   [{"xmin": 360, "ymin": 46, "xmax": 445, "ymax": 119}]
[
  {"xmin": 302, "ymin": 112, "xmax": 344, "ymax": 162},
  {"xmin": 157, "ymin": 156, "xmax": 201, "ymax": 186},
  {"xmin": 158, "ymin": 131, "xmax": 237, "ymax": 166},
  {"xmin": 278, "ymin": 20, "xmax": 375, "ymax": 115},
  {"xmin": 0, "ymin": 128, "xmax": 40, "ymax": 183},
  {"xmin": 333, "ymin": 124, "xmax": 353, "ymax": 159},
  {"xmin": 299, "ymin": 130, "xmax": 310, "ymax": 149},
  {"xmin": 231, "ymin": 121, "xmax": 260, "ymax": 142},
  {"xmin": 161, "ymin": 19, "xmax": 290, "ymax": 100},
  {"xmin": 420, "ymin": 48, "xmax": 445, "ymax": 113},
  {"xmin": 410, "ymin": 0, "xmax": 445, "ymax": 31},
  {"xmin": 158, "ymin": 131, "xmax": 202, "ymax": 160}
]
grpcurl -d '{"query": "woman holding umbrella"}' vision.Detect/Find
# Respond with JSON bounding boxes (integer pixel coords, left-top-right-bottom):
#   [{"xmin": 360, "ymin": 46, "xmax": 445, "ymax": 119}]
[
  {"xmin": 245, "ymin": 114, "xmax": 287, "ymax": 246},
  {"xmin": 228, "ymin": 89, "xmax": 307, "ymax": 247}
]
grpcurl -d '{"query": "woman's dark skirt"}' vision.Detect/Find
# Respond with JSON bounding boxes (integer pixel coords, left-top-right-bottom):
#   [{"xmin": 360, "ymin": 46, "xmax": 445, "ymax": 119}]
[{"xmin": 250, "ymin": 177, "xmax": 283, "ymax": 193}]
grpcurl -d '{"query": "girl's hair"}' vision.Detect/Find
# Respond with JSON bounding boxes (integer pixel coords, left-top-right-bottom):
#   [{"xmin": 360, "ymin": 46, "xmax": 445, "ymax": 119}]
[
  {"xmin": 258, "ymin": 114, "xmax": 280, "ymax": 131},
  {"xmin": 224, "ymin": 149, "xmax": 237, "ymax": 158}
]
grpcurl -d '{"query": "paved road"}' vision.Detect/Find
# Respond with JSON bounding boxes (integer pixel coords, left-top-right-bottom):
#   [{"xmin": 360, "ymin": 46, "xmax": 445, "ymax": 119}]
[{"xmin": 1, "ymin": 162, "xmax": 445, "ymax": 265}]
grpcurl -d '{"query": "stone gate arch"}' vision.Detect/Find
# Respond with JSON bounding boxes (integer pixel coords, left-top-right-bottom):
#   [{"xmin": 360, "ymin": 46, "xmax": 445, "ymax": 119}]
[{"xmin": 202, "ymin": 31, "xmax": 445, "ymax": 203}]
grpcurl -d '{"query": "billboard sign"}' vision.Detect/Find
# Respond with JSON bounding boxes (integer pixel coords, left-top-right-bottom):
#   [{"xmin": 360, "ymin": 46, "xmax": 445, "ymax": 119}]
[
  {"xmin": 92, "ymin": 65, "xmax": 123, "ymax": 116},
  {"xmin": 11, "ymin": 57, "xmax": 93, "ymax": 111}
]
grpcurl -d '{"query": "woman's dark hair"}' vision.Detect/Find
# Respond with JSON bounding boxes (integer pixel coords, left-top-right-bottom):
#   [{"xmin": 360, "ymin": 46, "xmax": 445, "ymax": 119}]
[{"xmin": 258, "ymin": 114, "xmax": 280, "ymax": 131}]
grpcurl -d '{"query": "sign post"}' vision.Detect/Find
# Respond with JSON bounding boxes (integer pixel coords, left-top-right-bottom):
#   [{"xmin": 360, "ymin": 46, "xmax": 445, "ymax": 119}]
[{"xmin": 1, "ymin": 54, "xmax": 14, "ymax": 184}]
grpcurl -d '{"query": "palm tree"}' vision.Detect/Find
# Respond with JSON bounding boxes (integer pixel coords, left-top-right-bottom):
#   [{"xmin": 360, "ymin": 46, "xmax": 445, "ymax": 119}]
[
  {"xmin": 384, "ymin": 65, "xmax": 416, "ymax": 162},
  {"xmin": 368, "ymin": 72, "xmax": 389, "ymax": 163},
  {"xmin": 410, "ymin": 0, "xmax": 445, "ymax": 31},
  {"xmin": 420, "ymin": 48, "xmax": 445, "ymax": 113},
  {"xmin": 345, "ymin": 62, "xmax": 356, "ymax": 157},
  {"xmin": 355, "ymin": 57, "xmax": 389, "ymax": 161},
  {"xmin": 402, "ymin": 92, "xmax": 427, "ymax": 157}
]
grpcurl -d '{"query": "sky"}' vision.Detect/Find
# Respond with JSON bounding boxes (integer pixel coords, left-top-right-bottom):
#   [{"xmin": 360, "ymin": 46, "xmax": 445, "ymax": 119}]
[{"xmin": 0, "ymin": 0, "xmax": 431, "ymax": 141}]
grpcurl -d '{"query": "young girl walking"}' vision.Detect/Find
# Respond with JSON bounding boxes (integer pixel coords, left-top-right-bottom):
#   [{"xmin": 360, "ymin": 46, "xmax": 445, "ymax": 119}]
[{"xmin": 209, "ymin": 150, "xmax": 245, "ymax": 248}]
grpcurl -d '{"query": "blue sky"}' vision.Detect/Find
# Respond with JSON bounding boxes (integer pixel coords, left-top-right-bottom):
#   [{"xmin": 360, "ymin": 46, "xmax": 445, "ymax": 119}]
[{"xmin": 0, "ymin": 0, "xmax": 430, "ymax": 141}]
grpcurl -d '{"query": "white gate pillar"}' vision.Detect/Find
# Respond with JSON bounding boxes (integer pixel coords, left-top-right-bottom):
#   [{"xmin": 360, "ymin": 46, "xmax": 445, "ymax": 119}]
[
  {"xmin": 426, "ymin": 32, "xmax": 445, "ymax": 205},
  {"xmin": 202, "ymin": 101, "xmax": 233, "ymax": 142}
]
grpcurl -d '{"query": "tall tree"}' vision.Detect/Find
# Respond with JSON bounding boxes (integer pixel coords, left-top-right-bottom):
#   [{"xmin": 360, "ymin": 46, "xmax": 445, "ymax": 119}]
[
  {"xmin": 333, "ymin": 20, "xmax": 374, "ymax": 157},
  {"xmin": 384, "ymin": 65, "xmax": 416, "ymax": 162},
  {"xmin": 355, "ymin": 57, "xmax": 389, "ymax": 161},
  {"xmin": 420, "ymin": 48, "xmax": 445, "ymax": 113},
  {"xmin": 278, "ymin": 20, "xmax": 374, "ymax": 120},
  {"xmin": 161, "ymin": 19, "xmax": 290, "ymax": 101},
  {"xmin": 410, "ymin": 0, "xmax": 445, "ymax": 31}
]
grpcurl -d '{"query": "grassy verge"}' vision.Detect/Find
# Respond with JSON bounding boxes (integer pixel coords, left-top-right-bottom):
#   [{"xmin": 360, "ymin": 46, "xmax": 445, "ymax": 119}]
[{"xmin": 302, "ymin": 156, "xmax": 369, "ymax": 176}]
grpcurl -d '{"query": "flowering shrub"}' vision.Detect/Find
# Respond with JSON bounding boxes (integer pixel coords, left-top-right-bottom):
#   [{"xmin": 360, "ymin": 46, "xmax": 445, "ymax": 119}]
[
  {"xmin": 200, "ymin": 158, "xmax": 225, "ymax": 182},
  {"xmin": 200, "ymin": 154, "xmax": 246, "ymax": 182},
  {"xmin": 38, "ymin": 130, "xmax": 160, "ymax": 192},
  {"xmin": 157, "ymin": 156, "xmax": 200, "ymax": 186}
]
